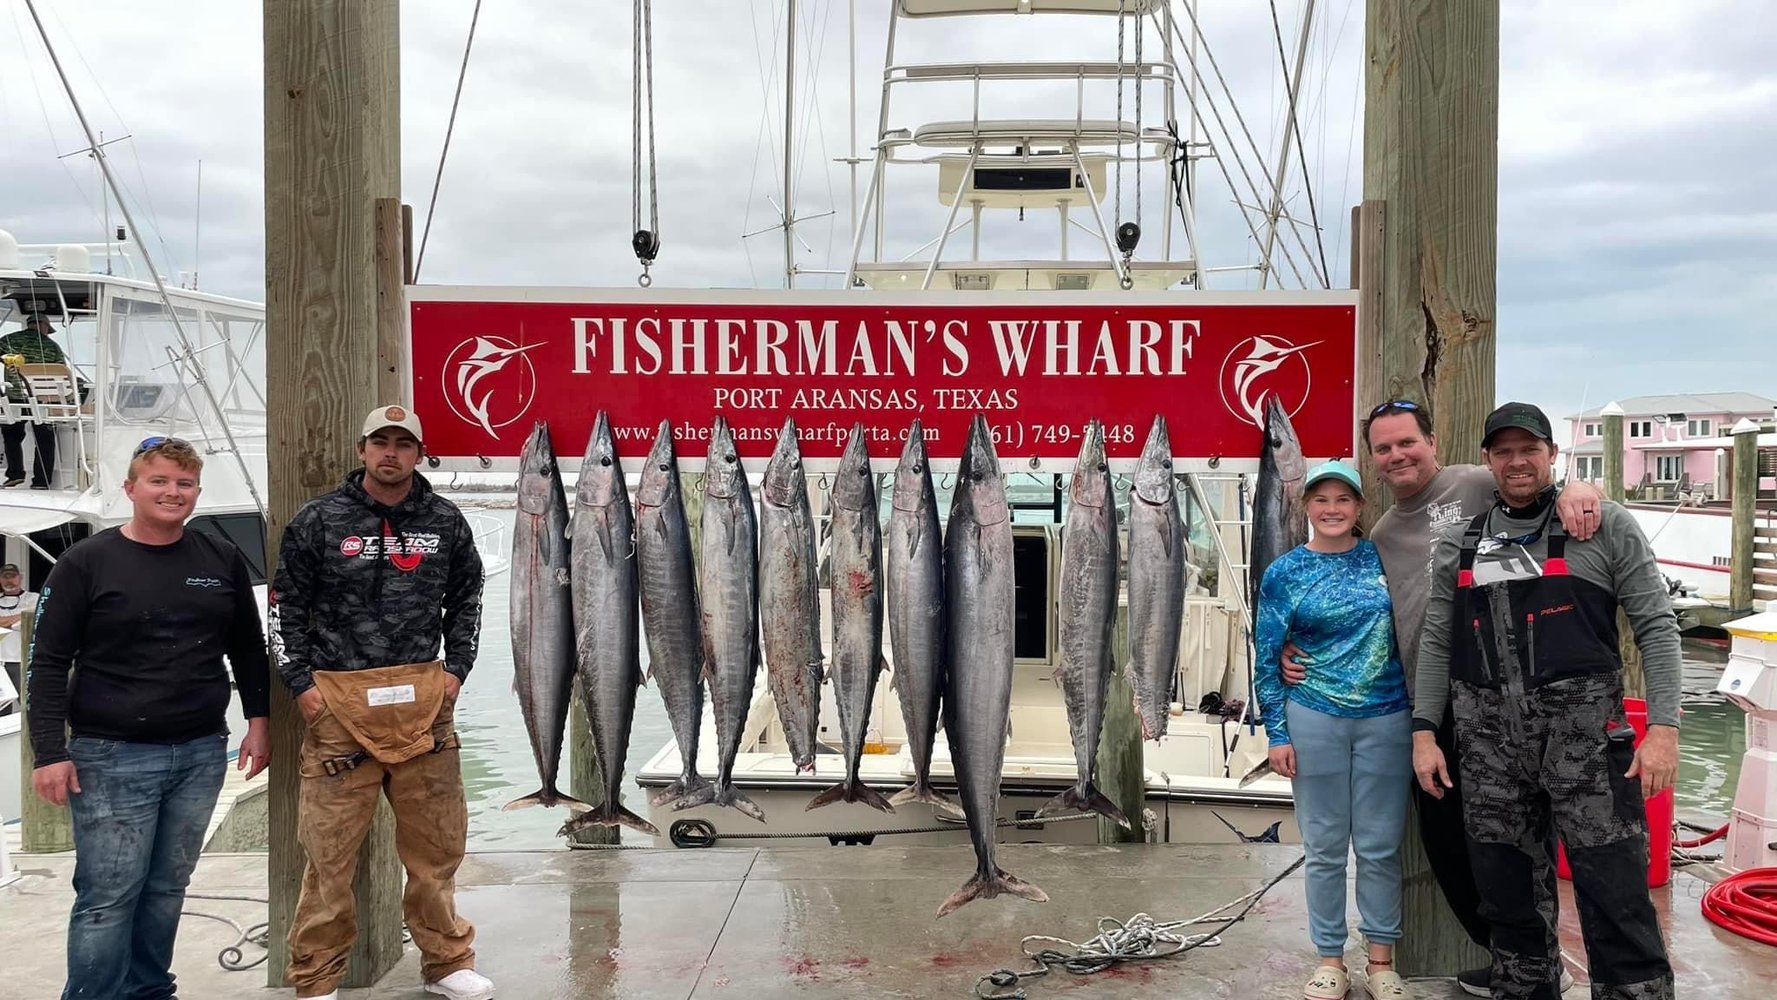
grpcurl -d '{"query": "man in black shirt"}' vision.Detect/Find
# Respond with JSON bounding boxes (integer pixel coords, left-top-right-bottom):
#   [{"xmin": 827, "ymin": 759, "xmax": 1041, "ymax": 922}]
[
  {"xmin": 272, "ymin": 405, "xmax": 489, "ymax": 1000},
  {"xmin": 28, "ymin": 435, "xmax": 271, "ymax": 1000}
]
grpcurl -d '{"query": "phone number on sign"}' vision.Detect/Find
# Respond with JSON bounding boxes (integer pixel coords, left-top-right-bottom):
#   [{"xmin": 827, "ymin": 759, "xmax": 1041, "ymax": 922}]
[{"xmin": 977, "ymin": 422, "xmax": 1140, "ymax": 451}]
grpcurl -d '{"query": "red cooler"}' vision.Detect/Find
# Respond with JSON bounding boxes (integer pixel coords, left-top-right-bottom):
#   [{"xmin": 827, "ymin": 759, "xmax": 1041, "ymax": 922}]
[{"xmin": 1556, "ymin": 697, "xmax": 1672, "ymax": 888}]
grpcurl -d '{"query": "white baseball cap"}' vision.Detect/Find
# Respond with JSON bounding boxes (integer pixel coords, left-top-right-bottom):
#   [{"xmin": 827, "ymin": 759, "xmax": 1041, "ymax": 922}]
[{"xmin": 361, "ymin": 404, "xmax": 424, "ymax": 443}]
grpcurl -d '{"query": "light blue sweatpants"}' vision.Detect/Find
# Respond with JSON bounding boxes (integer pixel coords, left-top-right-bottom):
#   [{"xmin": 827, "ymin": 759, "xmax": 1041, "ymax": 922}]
[{"xmin": 1285, "ymin": 701, "xmax": 1413, "ymax": 956}]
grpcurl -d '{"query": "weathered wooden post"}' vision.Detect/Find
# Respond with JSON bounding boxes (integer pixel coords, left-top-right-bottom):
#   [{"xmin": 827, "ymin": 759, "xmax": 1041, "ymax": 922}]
[
  {"xmin": 1361, "ymin": 0, "xmax": 1498, "ymax": 976},
  {"xmin": 17, "ymin": 612, "xmax": 74, "ymax": 853},
  {"xmin": 565, "ymin": 693, "xmax": 617, "ymax": 846},
  {"xmin": 1731, "ymin": 418, "xmax": 1760, "ymax": 612},
  {"xmin": 265, "ymin": 0, "xmax": 404, "ymax": 987},
  {"xmin": 1597, "ymin": 402, "xmax": 1646, "ymax": 697},
  {"xmin": 1601, "ymin": 403, "xmax": 1626, "ymax": 503},
  {"xmin": 1096, "ymin": 603, "xmax": 1145, "ymax": 844}
]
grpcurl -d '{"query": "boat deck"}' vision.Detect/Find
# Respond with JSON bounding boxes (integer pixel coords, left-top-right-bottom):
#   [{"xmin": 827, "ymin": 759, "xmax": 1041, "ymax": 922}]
[{"xmin": 3, "ymin": 843, "xmax": 1769, "ymax": 998}]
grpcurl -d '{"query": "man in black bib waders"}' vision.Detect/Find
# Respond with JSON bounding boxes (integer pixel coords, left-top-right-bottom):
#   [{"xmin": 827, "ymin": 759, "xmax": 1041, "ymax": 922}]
[{"xmin": 1413, "ymin": 403, "xmax": 1680, "ymax": 1000}]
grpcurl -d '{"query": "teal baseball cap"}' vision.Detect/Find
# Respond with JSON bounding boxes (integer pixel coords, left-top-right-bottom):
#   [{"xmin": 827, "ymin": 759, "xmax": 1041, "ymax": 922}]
[{"xmin": 1303, "ymin": 459, "xmax": 1363, "ymax": 497}]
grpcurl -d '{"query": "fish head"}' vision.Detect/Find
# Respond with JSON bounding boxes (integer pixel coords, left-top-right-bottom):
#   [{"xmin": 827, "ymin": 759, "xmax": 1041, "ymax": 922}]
[
  {"xmin": 890, "ymin": 423, "xmax": 932, "ymax": 513},
  {"xmin": 953, "ymin": 414, "xmax": 1008, "ymax": 525},
  {"xmin": 1132, "ymin": 415, "xmax": 1175, "ymax": 506},
  {"xmin": 576, "ymin": 411, "xmax": 623, "ymax": 509},
  {"xmin": 762, "ymin": 418, "xmax": 807, "ymax": 509},
  {"xmin": 830, "ymin": 423, "xmax": 874, "ymax": 512},
  {"xmin": 1069, "ymin": 420, "xmax": 1109, "ymax": 508},
  {"xmin": 635, "ymin": 420, "xmax": 679, "ymax": 508},
  {"xmin": 516, "ymin": 422, "xmax": 560, "ymax": 515},
  {"xmin": 1263, "ymin": 395, "xmax": 1307, "ymax": 484},
  {"xmin": 703, "ymin": 416, "xmax": 744, "ymax": 500}
]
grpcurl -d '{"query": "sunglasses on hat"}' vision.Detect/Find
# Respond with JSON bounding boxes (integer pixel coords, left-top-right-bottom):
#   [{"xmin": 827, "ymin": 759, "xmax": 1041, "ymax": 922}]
[
  {"xmin": 133, "ymin": 435, "xmax": 190, "ymax": 457},
  {"xmin": 1368, "ymin": 399, "xmax": 1422, "ymax": 418}
]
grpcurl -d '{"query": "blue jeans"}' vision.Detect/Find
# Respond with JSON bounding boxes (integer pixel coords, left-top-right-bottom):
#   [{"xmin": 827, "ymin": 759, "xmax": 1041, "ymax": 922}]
[
  {"xmin": 1286, "ymin": 702, "xmax": 1412, "ymax": 956},
  {"xmin": 62, "ymin": 733, "xmax": 226, "ymax": 1000}
]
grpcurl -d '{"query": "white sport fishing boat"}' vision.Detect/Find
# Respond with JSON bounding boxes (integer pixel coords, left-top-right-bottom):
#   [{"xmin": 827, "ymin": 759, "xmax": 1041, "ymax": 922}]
[
  {"xmin": 0, "ymin": 230, "xmax": 270, "ymax": 823},
  {"xmin": 635, "ymin": 0, "xmax": 1304, "ymax": 847}
]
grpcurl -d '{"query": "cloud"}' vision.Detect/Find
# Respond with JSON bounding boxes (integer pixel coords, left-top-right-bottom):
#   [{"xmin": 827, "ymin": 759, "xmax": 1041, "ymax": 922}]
[{"xmin": 2, "ymin": 0, "xmax": 1764, "ymax": 435}]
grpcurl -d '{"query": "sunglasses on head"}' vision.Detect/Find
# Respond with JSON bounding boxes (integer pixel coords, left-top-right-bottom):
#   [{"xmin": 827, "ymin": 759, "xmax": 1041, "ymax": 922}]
[
  {"xmin": 133, "ymin": 435, "xmax": 189, "ymax": 457},
  {"xmin": 1368, "ymin": 399, "xmax": 1422, "ymax": 418}
]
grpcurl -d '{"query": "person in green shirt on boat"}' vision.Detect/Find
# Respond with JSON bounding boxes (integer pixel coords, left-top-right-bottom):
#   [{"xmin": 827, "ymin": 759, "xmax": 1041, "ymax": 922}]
[{"xmin": 0, "ymin": 312, "xmax": 70, "ymax": 489}]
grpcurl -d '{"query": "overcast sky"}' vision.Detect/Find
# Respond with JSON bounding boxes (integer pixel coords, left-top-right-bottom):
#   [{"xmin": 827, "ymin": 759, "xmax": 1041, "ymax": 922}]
[{"xmin": 2, "ymin": 0, "xmax": 1771, "ymax": 439}]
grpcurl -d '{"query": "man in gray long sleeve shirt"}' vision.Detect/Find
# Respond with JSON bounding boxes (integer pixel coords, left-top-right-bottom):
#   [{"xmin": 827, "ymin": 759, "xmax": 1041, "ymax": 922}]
[{"xmin": 1413, "ymin": 402, "xmax": 1676, "ymax": 1000}]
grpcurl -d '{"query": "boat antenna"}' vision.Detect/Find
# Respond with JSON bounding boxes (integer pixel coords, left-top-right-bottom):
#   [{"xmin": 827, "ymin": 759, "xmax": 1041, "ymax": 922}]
[
  {"xmin": 192, "ymin": 158, "xmax": 201, "ymax": 290},
  {"xmin": 23, "ymin": 0, "xmax": 264, "ymax": 516},
  {"xmin": 632, "ymin": 0, "xmax": 661, "ymax": 286}
]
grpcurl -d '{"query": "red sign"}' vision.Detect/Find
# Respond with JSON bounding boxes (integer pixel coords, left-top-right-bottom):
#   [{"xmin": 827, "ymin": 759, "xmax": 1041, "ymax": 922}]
[{"xmin": 406, "ymin": 289, "xmax": 1357, "ymax": 472}]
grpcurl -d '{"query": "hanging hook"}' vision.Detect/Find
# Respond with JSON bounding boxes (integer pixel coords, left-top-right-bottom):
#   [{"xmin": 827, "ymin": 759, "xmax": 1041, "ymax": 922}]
[
  {"xmin": 817, "ymin": 471, "xmax": 830, "ymax": 492},
  {"xmin": 939, "ymin": 473, "xmax": 955, "ymax": 490},
  {"xmin": 637, "ymin": 264, "xmax": 652, "ymax": 288}
]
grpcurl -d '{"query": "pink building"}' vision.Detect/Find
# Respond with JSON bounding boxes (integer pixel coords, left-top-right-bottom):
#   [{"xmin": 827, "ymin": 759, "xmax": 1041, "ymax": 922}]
[{"xmin": 1566, "ymin": 392, "xmax": 1777, "ymax": 499}]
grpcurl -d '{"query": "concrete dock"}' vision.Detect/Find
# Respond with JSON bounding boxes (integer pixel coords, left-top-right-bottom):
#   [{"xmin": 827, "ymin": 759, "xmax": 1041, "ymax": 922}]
[{"xmin": 2, "ymin": 843, "xmax": 1770, "ymax": 998}]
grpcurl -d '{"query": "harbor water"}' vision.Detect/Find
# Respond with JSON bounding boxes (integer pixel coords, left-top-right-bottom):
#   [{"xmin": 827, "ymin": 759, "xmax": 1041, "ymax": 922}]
[{"xmin": 451, "ymin": 532, "xmax": 1748, "ymax": 850}]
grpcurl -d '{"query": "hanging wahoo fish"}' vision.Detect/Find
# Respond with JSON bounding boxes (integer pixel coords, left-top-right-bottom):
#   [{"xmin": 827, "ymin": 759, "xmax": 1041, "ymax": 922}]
[
  {"xmin": 506, "ymin": 422, "xmax": 590, "ymax": 813},
  {"xmin": 635, "ymin": 420, "xmax": 711, "ymax": 808},
  {"xmin": 886, "ymin": 423, "xmax": 953, "ymax": 812},
  {"xmin": 559, "ymin": 412, "xmax": 657, "ymax": 838},
  {"xmin": 1251, "ymin": 395, "xmax": 1307, "ymax": 621},
  {"xmin": 1125, "ymin": 415, "xmax": 1187, "ymax": 741},
  {"xmin": 939, "ymin": 415, "xmax": 1047, "ymax": 916},
  {"xmin": 692, "ymin": 417, "xmax": 767, "ymax": 821},
  {"xmin": 759, "ymin": 418, "xmax": 824, "ymax": 774},
  {"xmin": 1040, "ymin": 420, "xmax": 1131, "ymax": 828},
  {"xmin": 808, "ymin": 425, "xmax": 894, "ymax": 813}
]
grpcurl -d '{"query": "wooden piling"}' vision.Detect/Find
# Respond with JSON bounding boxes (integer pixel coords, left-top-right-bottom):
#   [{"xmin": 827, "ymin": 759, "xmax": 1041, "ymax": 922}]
[
  {"xmin": 565, "ymin": 692, "xmax": 618, "ymax": 846},
  {"xmin": 265, "ymin": 0, "xmax": 404, "ymax": 987},
  {"xmin": 1096, "ymin": 602, "xmax": 1145, "ymax": 844},
  {"xmin": 1731, "ymin": 419, "xmax": 1759, "ymax": 611},
  {"xmin": 1362, "ymin": 0, "xmax": 1498, "ymax": 977},
  {"xmin": 1599, "ymin": 405, "xmax": 1645, "ymax": 697},
  {"xmin": 17, "ymin": 613, "xmax": 74, "ymax": 853}
]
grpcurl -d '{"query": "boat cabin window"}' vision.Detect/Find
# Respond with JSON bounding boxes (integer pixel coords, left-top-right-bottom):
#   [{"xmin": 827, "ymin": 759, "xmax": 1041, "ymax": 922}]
[
  {"xmin": 1012, "ymin": 532, "xmax": 1049, "ymax": 660},
  {"xmin": 189, "ymin": 513, "xmax": 268, "ymax": 585}
]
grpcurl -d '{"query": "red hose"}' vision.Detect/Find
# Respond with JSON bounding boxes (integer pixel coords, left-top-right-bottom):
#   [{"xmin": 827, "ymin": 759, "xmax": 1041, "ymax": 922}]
[
  {"xmin": 1701, "ymin": 868, "xmax": 1777, "ymax": 947},
  {"xmin": 1676, "ymin": 824, "xmax": 1730, "ymax": 849}
]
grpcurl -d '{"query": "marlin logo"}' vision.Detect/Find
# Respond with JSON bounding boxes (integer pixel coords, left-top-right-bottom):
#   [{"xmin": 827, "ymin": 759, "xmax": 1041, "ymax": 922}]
[
  {"xmin": 445, "ymin": 336, "xmax": 543, "ymax": 437},
  {"xmin": 1232, "ymin": 336, "xmax": 1318, "ymax": 425}
]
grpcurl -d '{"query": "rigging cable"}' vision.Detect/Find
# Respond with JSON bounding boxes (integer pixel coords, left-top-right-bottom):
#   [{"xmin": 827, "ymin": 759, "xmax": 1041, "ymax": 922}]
[
  {"xmin": 414, "ymin": 0, "xmax": 484, "ymax": 283},
  {"xmin": 632, "ymin": 0, "xmax": 662, "ymax": 286},
  {"xmin": 1266, "ymin": 0, "xmax": 1330, "ymax": 282}
]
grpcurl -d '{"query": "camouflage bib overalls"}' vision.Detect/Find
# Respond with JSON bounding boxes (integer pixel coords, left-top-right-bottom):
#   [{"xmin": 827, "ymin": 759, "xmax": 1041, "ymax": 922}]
[{"xmin": 1448, "ymin": 512, "xmax": 1673, "ymax": 1000}]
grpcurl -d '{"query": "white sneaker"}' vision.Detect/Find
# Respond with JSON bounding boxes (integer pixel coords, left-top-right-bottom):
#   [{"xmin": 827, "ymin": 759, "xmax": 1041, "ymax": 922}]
[{"xmin": 424, "ymin": 968, "xmax": 496, "ymax": 1000}]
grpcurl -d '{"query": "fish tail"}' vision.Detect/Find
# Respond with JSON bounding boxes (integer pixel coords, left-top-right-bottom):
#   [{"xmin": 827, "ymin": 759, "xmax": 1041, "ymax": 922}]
[
  {"xmin": 888, "ymin": 781, "xmax": 960, "ymax": 816},
  {"xmin": 936, "ymin": 867, "xmax": 1050, "ymax": 918},
  {"xmin": 503, "ymin": 787, "xmax": 592, "ymax": 813},
  {"xmin": 1035, "ymin": 782, "xmax": 1131, "ymax": 830},
  {"xmin": 710, "ymin": 784, "xmax": 769, "ymax": 823},
  {"xmin": 667, "ymin": 780, "xmax": 718, "ymax": 811},
  {"xmin": 806, "ymin": 778, "xmax": 896, "ymax": 813},
  {"xmin": 557, "ymin": 804, "xmax": 662, "ymax": 839}
]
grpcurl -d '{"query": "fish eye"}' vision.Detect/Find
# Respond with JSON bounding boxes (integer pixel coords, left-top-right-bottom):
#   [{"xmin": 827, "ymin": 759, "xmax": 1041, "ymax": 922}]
[
  {"xmin": 1097, "ymin": 462, "xmax": 1107, "ymax": 472},
  {"xmin": 913, "ymin": 463, "xmax": 924, "ymax": 474},
  {"xmin": 1162, "ymin": 459, "xmax": 1172, "ymax": 469},
  {"xmin": 725, "ymin": 453, "xmax": 736, "ymax": 463},
  {"xmin": 600, "ymin": 456, "xmax": 612, "ymax": 467},
  {"xmin": 658, "ymin": 462, "xmax": 668, "ymax": 472}
]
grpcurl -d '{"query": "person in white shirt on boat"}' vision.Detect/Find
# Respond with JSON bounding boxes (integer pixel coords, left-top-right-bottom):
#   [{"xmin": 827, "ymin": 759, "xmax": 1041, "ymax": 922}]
[{"xmin": 0, "ymin": 562, "xmax": 39, "ymax": 716}]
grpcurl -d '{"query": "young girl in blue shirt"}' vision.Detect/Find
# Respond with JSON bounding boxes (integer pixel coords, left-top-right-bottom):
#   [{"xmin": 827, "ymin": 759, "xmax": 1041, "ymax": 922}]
[{"xmin": 1254, "ymin": 460, "xmax": 1411, "ymax": 1000}]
